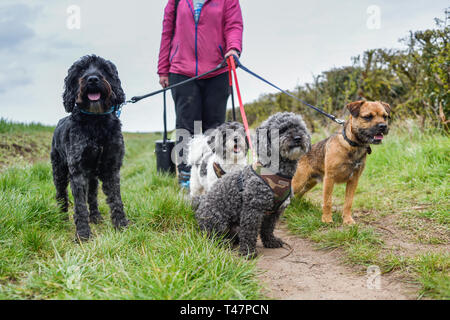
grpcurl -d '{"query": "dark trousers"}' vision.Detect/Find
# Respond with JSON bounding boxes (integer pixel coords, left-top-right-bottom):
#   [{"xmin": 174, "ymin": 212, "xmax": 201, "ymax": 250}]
[{"xmin": 169, "ymin": 72, "xmax": 229, "ymax": 172}]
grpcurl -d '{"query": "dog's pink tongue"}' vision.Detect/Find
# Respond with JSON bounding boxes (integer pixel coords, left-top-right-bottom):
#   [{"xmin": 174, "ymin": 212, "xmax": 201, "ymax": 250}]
[
  {"xmin": 374, "ymin": 134, "xmax": 384, "ymax": 140},
  {"xmin": 88, "ymin": 93, "xmax": 101, "ymax": 101}
]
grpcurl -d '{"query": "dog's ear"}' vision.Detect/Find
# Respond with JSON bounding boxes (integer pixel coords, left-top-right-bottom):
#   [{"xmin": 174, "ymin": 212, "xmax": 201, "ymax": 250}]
[
  {"xmin": 379, "ymin": 101, "xmax": 391, "ymax": 115},
  {"xmin": 346, "ymin": 100, "xmax": 365, "ymax": 117},
  {"xmin": 106, "ymin": 60, "xmax": 125, "ymax": 106},
  {"xmin": 62, "ymin": 63, "xmax": 79, "ymax": 113}
]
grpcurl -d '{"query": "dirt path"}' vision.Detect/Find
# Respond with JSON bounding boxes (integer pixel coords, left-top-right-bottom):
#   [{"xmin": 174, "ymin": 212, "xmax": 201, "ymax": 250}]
[{"xmin": 256, "ymin": 225, "xmax": 417, "ymax": 300}]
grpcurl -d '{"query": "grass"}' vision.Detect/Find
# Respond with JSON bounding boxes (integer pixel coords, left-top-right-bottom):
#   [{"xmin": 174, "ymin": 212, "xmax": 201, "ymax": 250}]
[
  {"xmin": 0, "ymin": 118, "xmax": 54, "ymax": 134},
  {"xmin": 0, "ymin": 119, "xmax": 448, "ymax": 300},
  {"xmin": 0, "ymin": 119, "xmax": 54, "ymax": 170},
  {"xmin": 284, "ymin": 121, "xmax": 449, "ymax": 299},
  {"xmin": 0, "ymin": 124, "xmax": 263, "ymax": 300}
]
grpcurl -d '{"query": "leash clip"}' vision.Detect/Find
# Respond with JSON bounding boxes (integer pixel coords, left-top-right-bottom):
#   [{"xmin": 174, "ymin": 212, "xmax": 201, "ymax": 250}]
[
  {"xmin": 115, "ymin": 100, "xmax": 133, "ymax": 118},
  {"xmin": 334, "ymin": 118, "xmax": 346, "ymax": 126}
]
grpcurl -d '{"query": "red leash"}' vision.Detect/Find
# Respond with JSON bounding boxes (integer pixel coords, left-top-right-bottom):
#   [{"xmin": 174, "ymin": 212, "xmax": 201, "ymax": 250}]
[
  {"xmin": 227, "ymin": 56, "xmax": 255, "ymax": 159},
  {"xmin": 227, "ymin": 61, "xmax": 237, "ymax": 121}
]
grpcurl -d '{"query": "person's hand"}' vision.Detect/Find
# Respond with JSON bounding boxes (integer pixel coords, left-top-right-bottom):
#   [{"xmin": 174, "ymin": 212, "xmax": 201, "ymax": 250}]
[
  {"xmin": 225, "ymin": 49, "xmax": 240, "ymax": 60},
  {"xmin": 159, "ymin": 75, "xmax": 169, "ymax": 88}
]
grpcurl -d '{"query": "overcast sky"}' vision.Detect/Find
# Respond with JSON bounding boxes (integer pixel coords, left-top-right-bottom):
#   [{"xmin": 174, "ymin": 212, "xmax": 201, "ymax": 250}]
[{"xmin": 0, "ymin": 0, "xmax": 448, "ymax": 132}]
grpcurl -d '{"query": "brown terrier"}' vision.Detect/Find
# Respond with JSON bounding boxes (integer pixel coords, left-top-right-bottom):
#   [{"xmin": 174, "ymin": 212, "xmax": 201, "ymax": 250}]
[{"xmin": 292, "ymin": 101, "xmax": 391, "ymax": 225}]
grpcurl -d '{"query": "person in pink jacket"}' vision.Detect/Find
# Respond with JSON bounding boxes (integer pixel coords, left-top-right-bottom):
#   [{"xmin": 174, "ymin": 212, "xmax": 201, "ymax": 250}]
[{"xmin": 158, "ymin": 0, "xmax": 243, "ymax": 189}]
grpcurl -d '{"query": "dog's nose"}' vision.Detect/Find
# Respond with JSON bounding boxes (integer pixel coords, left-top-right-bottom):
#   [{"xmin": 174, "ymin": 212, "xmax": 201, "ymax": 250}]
[
  {"xmin": 377, "ymin": 123, "xmax": 388, "ymax": 131},
  {"xmin": 87, "ymin": 76, "xmax": 99, "ymax": 84},
  {"xmin": 294, "ymin": 136, "xmax": 302, "ymax": 144}
]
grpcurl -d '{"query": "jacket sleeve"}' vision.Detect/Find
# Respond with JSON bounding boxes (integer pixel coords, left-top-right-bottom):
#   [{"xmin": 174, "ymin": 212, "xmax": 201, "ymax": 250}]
[
  {"xmin": 223, "ymin": 0, "xmax": 243, "ymax": 54},
  {"xmin": 158, "ymin": 0, "xmax": 176, "ymax": 76}
]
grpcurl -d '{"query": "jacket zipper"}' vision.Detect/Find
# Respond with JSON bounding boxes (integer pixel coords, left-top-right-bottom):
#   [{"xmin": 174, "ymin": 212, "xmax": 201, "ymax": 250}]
[
  {"xmin": 195, "ymin": 3, "xmax": 206, "ymax": 76},
  {"xmin": 186, "ymin": 0, "xmax": 207, "ymax": 76}
]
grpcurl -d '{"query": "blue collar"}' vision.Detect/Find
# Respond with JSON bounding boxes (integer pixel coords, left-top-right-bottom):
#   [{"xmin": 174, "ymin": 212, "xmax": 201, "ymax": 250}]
[{"xmin": 77, "ymin": 105, "xmax": 121, "ymax": 117}]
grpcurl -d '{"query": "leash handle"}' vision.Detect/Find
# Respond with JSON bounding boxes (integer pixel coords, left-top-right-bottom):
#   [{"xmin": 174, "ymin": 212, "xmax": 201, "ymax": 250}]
[{"xmin": 228, "ymin": 56, "xmax": 255, "ymax": 159}]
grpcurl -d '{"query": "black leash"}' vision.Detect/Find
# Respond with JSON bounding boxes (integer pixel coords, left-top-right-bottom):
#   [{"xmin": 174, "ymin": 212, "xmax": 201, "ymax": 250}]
[
  {"xmin": 230, "ymin": 76, "xmax": 237, "ymax": 121},
  {"xmin": 129, "ymin": 61, "xmax": 226, "ymax": 104},
  {"xmin": 123, "ymin": 57, "xmax": 344, "ymax": 126},
  {"xmin": 163, "ymin": 89, "xmax": 168, "ymax": 145}
]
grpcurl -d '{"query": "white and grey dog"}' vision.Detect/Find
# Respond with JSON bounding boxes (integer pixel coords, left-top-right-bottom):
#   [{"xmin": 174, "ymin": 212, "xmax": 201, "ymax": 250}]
[{"xmin": 187, "ymin": 121, "xmax": 248, "ymax": 197}]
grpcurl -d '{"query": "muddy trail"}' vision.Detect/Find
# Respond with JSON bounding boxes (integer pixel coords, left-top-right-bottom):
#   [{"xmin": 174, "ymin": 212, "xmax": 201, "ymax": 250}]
[{"xmin": 256, "ymin": 226, "xmax": 417, "ymax": 300}]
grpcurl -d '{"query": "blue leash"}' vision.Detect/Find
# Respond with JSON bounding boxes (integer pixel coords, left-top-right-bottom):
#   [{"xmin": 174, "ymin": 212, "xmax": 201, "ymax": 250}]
[{"xmin": 231, "ymin": 56, "xmax": 345, "ymax": 125}]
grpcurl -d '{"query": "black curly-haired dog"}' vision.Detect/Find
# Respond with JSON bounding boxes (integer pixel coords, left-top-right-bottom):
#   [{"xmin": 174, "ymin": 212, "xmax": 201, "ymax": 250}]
[
  {"xmin": 51, "ymin": 55, "xmax": 129, "ymax": 241},
  {"xmin": 195, "ymin": 112, "xmax": 311, "ymax": 258}
]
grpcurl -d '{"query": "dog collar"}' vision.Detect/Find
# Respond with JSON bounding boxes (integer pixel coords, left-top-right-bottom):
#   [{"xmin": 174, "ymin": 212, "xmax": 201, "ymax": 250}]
[
  {"xmin": 77, "ymin": 104, "xmax": 121, "ymax": 117},
  {"xmin": 251, "ymin": 162, "xmax": 292, "ymax": 215},
  {"xmin": 213, "ymin": 162, "xmax": 226, "ymax": 179},
  {"xmin": 342, "ymin": 129, "xmax": 372, "ymax": 155}
]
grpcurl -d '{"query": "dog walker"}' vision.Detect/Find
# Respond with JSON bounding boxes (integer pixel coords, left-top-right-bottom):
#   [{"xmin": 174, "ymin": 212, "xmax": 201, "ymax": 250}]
[{"xmin": 123, "ymin": 56, "xmax": 345, "ymax": 173}]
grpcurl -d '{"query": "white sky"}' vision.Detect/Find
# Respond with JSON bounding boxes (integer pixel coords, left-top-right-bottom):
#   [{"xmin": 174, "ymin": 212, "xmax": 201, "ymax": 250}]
[{"xmin": 0, "ymin": 0, "xmax": 448, "ymax": 132}]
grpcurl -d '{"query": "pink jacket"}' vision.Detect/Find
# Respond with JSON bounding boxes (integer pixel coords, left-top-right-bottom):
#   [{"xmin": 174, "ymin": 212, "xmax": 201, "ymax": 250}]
[{"xmin": 158, "ymin": 0, "xmax": 243, "ymax": 78}]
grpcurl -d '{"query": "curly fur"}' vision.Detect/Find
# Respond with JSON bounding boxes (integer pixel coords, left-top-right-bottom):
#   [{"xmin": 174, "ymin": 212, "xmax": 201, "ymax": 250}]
[
  {"xmin": 194, "ymin": 112, "xmax": 311, "ymax": 258},
  {"xmin": 51, "ymin": 55, "xmax": 129, "ymax": 241},
  {"xmin": 187, "ymin": 121, "xmax": 248, "ymax": 197}
]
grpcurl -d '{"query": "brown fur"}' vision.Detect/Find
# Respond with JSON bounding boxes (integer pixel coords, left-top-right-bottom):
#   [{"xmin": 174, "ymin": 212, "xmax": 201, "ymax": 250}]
[
  {"xmin": 76, "ymin": 76, "xmax": 114, "ymax": 113},
  {"xmin": 292, "ymin": 101, "xmax": 391, "ymax": 225}
]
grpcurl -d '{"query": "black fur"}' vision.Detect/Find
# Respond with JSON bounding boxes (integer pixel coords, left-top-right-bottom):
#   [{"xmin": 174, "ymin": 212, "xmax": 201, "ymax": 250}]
[
  {"xmin": 195, "ymin": 112, "xmax": 311, "ymax": 258},
  {"xmin": 51, "ymin": 55, "xmax": 129, "ymax": 241}
]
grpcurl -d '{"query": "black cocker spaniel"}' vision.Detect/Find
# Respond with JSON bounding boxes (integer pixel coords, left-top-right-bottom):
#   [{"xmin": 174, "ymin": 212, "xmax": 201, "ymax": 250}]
[{"xmin": 51, "ymin": 55, "xmax": 129, "ymax": 241}]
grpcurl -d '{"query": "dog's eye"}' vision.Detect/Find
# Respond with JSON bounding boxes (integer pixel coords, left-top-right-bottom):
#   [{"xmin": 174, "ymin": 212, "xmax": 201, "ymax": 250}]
[{"xmin": 362, "ymin": 115, "xmax": 373, "ymax": 121}]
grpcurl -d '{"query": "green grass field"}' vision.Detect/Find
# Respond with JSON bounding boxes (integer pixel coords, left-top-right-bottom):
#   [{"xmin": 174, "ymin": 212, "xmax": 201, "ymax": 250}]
[
  {"xmin": 284, "ymin": 121, "xmax": 449, "ymax": 299},
  {"xmin": 0, "ymin": 118, "xmax": 448, "ymax": 299},
  {"xmin": 0, "ymin": 122, "xmax": 262, "ymax": 299}
]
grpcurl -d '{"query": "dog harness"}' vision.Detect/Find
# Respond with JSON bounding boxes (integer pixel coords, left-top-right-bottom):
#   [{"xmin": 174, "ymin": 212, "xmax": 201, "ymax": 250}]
[
  {"xmin": 214, "ymin": 161, "xmax": 292, "ymax": 215},
  {"xmin": 213, "ymin": 162, "xmax": 226, "ymax": 179},
  {"xmin": 342, "ymin": 129, "xmax": 372, "ymax": 155},
  {"xmin": 245, "ymin": 162, "xmax": 292, "ymax": 215}
]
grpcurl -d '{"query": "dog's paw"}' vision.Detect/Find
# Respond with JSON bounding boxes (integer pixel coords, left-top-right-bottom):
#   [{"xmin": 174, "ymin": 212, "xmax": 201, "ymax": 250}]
[
  {"xmin": 74, "ymin": 228, "xmax": 91, "ymax": 243},
  {"xmin": 89, "ymin": 212, "xmax": 104, "ymax": 224},
  {"xmin": 240, "ymin": 251, "xmax": 258, "ymax": 260},
  {"xmin": 239, "ymin": 248, "xmax": 258, "ymax": 260},
  {"xmin": 321, "ymin": 215, "xmax": 333, "ymax": 224},
  {"xmin": 113, "ymin": 217, "xmax": 129, "ymax": 229},
  {"xmin": 343, "ymin": 217, "xmax": 356, "ymax": 225},
  {"xmin": 262, "ymin": 237, "xmax": 284, "ymax": 249}
]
